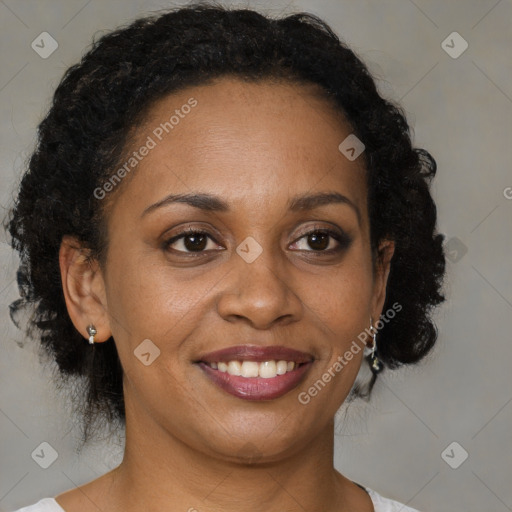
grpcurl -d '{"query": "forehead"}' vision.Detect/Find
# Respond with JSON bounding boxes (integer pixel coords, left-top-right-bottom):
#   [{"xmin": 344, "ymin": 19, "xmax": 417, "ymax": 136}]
[{"xmin": 111, "ymin": 77, "xmax": 368, "ymax": 221}]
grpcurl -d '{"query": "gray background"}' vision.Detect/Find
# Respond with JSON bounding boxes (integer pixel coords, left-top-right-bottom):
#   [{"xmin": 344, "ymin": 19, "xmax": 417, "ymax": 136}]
[{"xmin": 1, "ymin": 1, "xmax": 511, "ymax": 511}]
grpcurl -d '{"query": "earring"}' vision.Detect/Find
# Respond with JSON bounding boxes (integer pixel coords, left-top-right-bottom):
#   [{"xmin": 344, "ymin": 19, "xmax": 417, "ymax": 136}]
[
  {"xmin": 86, "ymin": 324, "xmax": 97, "ymax": 345},
  {"xmin": 368, "ymin": 316, "xmax": 383, "ymax": 374}
]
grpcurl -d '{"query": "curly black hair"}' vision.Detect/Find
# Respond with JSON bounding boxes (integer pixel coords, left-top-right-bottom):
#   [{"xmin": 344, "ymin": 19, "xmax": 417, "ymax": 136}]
[{"xmin": 5, "ymin": 2, "xmax": 446, "ymax": 443}]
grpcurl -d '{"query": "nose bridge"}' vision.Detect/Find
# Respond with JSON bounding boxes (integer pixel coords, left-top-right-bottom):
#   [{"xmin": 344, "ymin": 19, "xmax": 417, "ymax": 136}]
[
  {"xmin": 216, "ymin": 237, "xmax": 301, "ymax": 328},
  {"xmin": 239, "ymin": 242, "xmax": 285, "ymax": 297}
]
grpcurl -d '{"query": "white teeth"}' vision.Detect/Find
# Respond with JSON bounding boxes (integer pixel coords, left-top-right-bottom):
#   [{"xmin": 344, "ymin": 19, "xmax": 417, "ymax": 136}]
[
  {"xmin": 241, "ymin": 361, "xmax": 259, "ymax": 378},
  {"xmin": 276, "ymin": 360, "xmax": 288, "ymax": 375},
  {"xmin": 227, "ymin": 361, "xmax": 242, "ymax": 376},
  {"xmin": 259, "ymin": 361, "xmax": 277, "ymax": 378},
  {"xmin": 207, "ymin": 359, "xmax": 300, "ymax": 378}
]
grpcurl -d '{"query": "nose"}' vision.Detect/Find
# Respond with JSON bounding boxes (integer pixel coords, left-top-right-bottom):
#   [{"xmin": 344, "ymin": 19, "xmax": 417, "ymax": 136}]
[{"xmin": 216, "ymin": 248, "xmax": 303, "ymax": 330}]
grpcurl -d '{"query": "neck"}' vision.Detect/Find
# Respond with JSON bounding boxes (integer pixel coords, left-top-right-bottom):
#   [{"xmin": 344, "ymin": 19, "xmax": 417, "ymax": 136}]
[{"xmin": 107, "ymin": 400, "xmax": 353, "ymax": 512}]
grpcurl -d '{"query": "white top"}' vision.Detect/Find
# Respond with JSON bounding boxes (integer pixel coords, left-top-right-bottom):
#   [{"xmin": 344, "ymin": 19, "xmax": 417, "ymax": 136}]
[{"xmin": 10, "ymin": 487, "xmax": 421, "ymax": 511}]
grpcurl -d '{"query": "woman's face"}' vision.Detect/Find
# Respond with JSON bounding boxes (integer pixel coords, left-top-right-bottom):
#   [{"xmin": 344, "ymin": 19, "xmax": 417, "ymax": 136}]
[{"xmin": 90, "ymin": 77, "xmax": 394, "ymax": 460}]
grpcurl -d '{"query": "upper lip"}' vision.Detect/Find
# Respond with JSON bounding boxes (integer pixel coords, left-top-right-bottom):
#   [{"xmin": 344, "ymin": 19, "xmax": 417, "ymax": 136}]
[{"xmin": 196, "ymin": 345, "xmax": 314, "ymax": 364}]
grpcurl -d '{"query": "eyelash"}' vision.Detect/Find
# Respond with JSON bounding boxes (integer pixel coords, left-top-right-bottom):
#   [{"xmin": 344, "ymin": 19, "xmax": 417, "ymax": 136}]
[{"xmin": 162, "ymin": 226, "xmax": 352, "ymax": 256}]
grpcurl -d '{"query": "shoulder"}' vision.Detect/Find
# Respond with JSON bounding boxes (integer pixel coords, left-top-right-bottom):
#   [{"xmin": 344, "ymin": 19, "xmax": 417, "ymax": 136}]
[
  {"xmin": 9, "ymin": 498, "xmax": 64, "ymax": 512},
  {"xmin": 365, "ymin": 486, "xmax": 422, "ymax": 512}
]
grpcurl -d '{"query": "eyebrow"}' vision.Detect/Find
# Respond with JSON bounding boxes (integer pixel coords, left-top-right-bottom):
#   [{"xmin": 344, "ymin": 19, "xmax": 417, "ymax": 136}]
[{"xmin": 141, "ymin": 191, "xmax": 361, "ymax": 225}]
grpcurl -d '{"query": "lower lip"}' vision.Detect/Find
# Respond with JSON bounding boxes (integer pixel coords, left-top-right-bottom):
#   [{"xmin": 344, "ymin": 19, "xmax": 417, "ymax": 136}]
[{"xmin": 197, "ymin": 362, "xmax": 313, "ymax": 401}]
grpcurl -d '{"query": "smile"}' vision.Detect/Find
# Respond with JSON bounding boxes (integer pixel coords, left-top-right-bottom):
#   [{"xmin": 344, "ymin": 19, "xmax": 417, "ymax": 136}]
[
  {"xmin": 206, "ymin": 360, "xmax": 299, "ymax": 378},
  {"xmin": 195, "ymin": 345, "xmax": 314, "ymax": 401}
]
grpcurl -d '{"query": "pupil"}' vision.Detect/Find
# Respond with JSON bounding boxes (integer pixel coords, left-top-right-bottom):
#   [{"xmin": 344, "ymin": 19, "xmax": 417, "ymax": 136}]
[
  {"xmin": 309, "ymin": 232, "xmax": 328, "ymax": 251},
  {"xmin": 184, "ymin": 234, "xmax": 207, "ymax": 251}
]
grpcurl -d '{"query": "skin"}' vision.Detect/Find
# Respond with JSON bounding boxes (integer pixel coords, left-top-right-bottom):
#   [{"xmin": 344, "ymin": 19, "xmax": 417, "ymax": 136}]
[{"xmin": 57, "ymin": 77, "xmax": 394, "ymax": 512}]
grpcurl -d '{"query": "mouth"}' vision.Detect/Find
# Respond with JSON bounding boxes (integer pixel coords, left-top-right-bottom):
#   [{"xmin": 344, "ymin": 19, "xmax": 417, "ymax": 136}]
[{"xmin": 195, "ymin": 345, "xmax": 314, "ymax": 401}]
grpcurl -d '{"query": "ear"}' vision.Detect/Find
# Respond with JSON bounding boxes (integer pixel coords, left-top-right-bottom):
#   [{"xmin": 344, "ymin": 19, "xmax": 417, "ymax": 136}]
[
  {"xmin": 59, "ymin": 235, "xmax": 112, "ymax": 343},
  {"xmin": 370, "ymin": 239, "xmax": 395, "ymax": 321}
]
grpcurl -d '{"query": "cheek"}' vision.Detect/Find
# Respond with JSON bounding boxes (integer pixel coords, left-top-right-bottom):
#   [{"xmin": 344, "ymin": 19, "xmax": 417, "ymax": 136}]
[
  {"xmin": 316, "ymin": 258, "xmax": 373, "ymax": 324},
  {"xmin": 297, "ymin": 268, "xmax": 371, "ymax": 415},
  {"xmin": 308, "ymin": 255, "xmax": 373, "ymax": 387},
  {"xmin": 104, "ymin": 250, "xmax": 217, "ymax": 348}
]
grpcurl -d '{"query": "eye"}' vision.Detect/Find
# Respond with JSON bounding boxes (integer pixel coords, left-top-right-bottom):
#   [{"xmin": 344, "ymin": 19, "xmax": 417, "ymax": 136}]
[
  {"xmin": 290, "ymin": 228, "xmax": 351, "ymax": 253},
  {"xmin": 163, "ymin": 228, "xmax": 222, "ymax": 254},
  {"xmin": 163, "ymin": 226, "xmax": 352, "ymax": 255}
]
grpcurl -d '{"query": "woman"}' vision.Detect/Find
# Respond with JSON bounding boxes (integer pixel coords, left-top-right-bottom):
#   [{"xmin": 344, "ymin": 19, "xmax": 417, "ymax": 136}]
[{"xmin": 7, "ymin": 4, "xmax": 446, "ymax": 511}]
